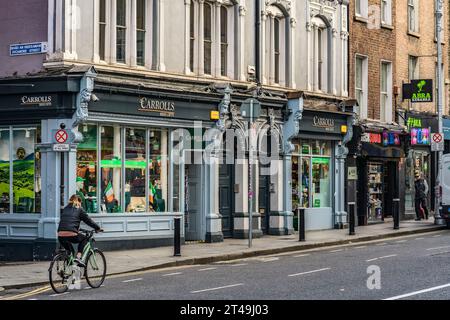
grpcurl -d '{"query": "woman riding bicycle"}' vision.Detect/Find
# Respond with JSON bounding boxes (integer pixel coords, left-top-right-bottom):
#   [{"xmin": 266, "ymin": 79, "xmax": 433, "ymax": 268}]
[{"xmin": 58, "ymin": 194, "xmax": 103, "ymax": 267}]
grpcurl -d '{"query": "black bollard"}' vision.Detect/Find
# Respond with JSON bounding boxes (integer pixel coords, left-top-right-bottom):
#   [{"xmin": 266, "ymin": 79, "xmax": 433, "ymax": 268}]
[
  {"xmin": 174, "ymin": 217, "xmax": 181, "ymax": 256},
  {"xmin": 299, "ymin": 208, "xmax": 305, "ymax": 242},
  {"xmin": 348, "ymin": 202, "xmax": 356, "ymax": 236},
  {"xmin": 393, "ymin": 198, "xmax": 400, "ymax": 230}
]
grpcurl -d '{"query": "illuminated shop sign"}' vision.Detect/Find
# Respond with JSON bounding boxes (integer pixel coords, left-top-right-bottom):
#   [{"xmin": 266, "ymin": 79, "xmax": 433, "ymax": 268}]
[
  {"xmin": 382, "ymin": 131, "xmax": 401, "ymax": 146},
  {"xmin": 411, "ymin": 128, "xmax": 430, "ymax": 145},
  {"xmin": 361, "ymin": 133, "xmax": 382, "ymax": 144}
]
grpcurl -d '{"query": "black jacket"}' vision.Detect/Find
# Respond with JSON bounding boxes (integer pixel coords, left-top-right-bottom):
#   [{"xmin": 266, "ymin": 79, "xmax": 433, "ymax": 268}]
[
  {"xmin": 415, "ymin": 179, "xmax": 427, "ymax": 200},
  {"xmin": 58, "ymin": 204, "xmax": 101, "ymax": 233}
]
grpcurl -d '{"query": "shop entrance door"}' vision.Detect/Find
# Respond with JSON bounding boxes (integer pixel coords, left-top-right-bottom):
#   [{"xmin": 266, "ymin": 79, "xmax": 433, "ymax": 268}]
[
  {"xmin": 259, "ymin": 173, "xmax": 270, "ymax": 234},
  {"xmin": 185, "ymin": 163, "xmax": 204, "ymax": 241},
  {"xmin": 383, "ymin": 161, "xmax": 398, "ymax": 218},
  {"xmin": 219, "ymin": 164, "xmax": 234, "ymax": 238}
]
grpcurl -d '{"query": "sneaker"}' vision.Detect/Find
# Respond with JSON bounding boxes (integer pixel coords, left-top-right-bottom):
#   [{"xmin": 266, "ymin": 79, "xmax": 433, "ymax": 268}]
[{"xmin": 74, "ymin": 258, "xmax": 86, "ymax": 268}]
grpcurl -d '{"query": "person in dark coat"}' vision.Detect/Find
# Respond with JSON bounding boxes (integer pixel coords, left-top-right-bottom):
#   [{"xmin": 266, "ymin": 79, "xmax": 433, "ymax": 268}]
[
  {"xmin": 58, "ymin": 194, "xmax": 103, "ymax": 266},
  {"xmin": 414, "ymin": 171, "xmax": 429, "ymax": 221}
]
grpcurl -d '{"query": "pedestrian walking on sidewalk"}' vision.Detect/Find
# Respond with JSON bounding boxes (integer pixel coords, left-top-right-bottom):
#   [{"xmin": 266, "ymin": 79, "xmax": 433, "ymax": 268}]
[{"xmin": 414, "ymin": 171, "xmax": 429, "ymax": 221}]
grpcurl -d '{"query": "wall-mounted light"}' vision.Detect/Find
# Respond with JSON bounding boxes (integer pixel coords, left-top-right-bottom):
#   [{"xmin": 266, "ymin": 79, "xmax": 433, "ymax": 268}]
[
  {"xmin": 130, "ymin": 129, "xmax": 135, "ymax": 136},
  {"xmin": 83, "ymin": 124, "xmax": 88, "ymax": 133},
  {"xmin": 101, "ymin": 126, "xmax": 105, "ymax": 134},
  {"xmin": 25, "ymin": 130, "xmax": 30, "ymax": 138}
]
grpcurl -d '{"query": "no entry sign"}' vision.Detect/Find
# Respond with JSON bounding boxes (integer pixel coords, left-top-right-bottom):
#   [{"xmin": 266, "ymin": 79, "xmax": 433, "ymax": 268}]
[
  {"xmin": 432, "ymin": 133, "xmax": 444, "ymax": 152},
  {"xmin": 55, "ymin": 130, "xmax": 68, "ymax": 143}
]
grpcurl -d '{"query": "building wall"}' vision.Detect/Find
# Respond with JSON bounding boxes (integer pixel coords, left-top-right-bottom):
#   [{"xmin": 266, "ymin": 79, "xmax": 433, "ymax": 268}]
[
  {"xmin": 395, "ymin": 0, "xmax": 449, "ymax": 115},
  {"xmin": 0, "ymin": 0, "xmax": 48, "ymax": 77},
  {"xmin": 348, "ymin": 0, "xmax": 396, "ymax": 122}
]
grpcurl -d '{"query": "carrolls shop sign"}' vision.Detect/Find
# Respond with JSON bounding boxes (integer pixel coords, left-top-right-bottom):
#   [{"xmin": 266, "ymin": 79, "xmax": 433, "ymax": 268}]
[
  {"xmin": 138, "ymin": 97, "xmax": 175, "ymax": 117},
  {"xmin": 300, "ymin": 112, "xmax": 348, "ymax": 135}
]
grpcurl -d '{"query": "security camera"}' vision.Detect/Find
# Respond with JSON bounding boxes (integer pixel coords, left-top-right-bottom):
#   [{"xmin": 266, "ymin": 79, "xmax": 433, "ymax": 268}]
[{"xmin": 91, "ymin": 93, "xmax": 100, "ymax": 102}]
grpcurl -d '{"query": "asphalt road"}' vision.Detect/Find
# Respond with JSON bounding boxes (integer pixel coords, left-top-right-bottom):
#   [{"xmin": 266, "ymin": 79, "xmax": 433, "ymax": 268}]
[{"xmin": 2, "ymin": 230, "xmax": 450, "ymax": 301}]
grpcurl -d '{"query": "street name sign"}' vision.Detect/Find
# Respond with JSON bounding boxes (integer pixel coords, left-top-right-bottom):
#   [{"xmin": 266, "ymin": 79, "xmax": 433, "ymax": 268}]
[{"xmin": 10, "ymin": 42, "xmax": 48, "ymax": 56}]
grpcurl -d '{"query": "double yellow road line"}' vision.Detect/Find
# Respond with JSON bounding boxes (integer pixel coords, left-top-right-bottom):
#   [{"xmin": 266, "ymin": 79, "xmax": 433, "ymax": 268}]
[{"xmin": 0, "ymin": 285, "xmax": 51, "ymax": 300}]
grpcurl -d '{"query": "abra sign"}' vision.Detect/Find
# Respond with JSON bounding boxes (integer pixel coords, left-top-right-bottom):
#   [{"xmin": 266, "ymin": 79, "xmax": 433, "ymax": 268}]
[
  {"xmin": 138, "ymin": 97, "xmax": 175, "ymax": 117},
  {"xmin": 402, "ymin": 79, "xmax": 433, "ymax": 103},
  {"xmin": 21, "ymin": 95, "xmax": 52, "ymax": 107}
]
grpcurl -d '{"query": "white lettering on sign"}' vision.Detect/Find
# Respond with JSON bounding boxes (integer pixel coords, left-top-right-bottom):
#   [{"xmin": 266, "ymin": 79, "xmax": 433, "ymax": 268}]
[
  {"xmin": 312, "ymin": 116, "xmax": 335, "ymax": 130},
  {"xmin": 53, "ymin": 144, "xmax": 70, "ymax": 152},
  {"xmin": 138, "ymin": 98, "xmax": 175, "ymax": 116},
  {"xmin": 21, "ymin": 96, "xmax": 52, "ymax": 106}
]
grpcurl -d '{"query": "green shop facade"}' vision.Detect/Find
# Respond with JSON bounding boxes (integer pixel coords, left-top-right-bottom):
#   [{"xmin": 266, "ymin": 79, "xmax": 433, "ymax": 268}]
[{"xmin": 0, "ymin": 66, "xmax": 237, "ymax": 261}]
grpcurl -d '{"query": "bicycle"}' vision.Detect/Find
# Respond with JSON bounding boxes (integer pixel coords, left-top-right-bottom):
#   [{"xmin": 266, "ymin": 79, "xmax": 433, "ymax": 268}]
[{"xmin": 48, "ymin": 229, "xmax": 107, "ymax": 294}]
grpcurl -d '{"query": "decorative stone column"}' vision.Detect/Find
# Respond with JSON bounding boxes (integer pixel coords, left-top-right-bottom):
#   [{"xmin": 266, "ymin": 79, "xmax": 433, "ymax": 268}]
[
  {"xmin": 334, "ymin": 109, "xmax": 356, "ymax": 228},
  {"xmin": 281, "ymin": 92, "xmax": 304, "ymax": 235}
]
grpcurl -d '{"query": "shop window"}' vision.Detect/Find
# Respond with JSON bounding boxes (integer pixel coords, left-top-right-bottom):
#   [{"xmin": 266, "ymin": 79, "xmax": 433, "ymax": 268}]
[
  {"xmin": 125, "ymin": 128, "xmax": 146, "ymax": 213},
  {"xmin": 76, "ymin": 124, "xmax": 98, "ymax": 214},
  {"xmin": 77, "ymin": 125, "xmax": 174, "ymax": 214},
  {"xmin": 292, "ymin": 140, "xmax": 332, "ymax": 209},
  {"xmin": 0, "ymin": 126, "xmax": 41, "ymax": 214},
  {"xmin": 100, "ymin": 126, "xmax": 122, "ymax": 213},
  {"xmin": 149, "ymin": 130, "xmax": 168, "ymax": 212},
  {"xmin": 0, "ymin": 128, "xmax": 10, "ymax": 213}
]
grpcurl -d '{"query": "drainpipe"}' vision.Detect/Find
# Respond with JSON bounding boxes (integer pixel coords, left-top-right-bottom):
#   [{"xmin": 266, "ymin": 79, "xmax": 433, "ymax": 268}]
[{"xmin": 255, "ymin": 0, "xmax": 261, "ymax": 84}]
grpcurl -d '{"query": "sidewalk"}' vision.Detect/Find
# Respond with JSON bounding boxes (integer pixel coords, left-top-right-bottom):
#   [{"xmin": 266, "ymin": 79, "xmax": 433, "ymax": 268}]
[{"xmin": 0, "ymin": 219, "xmax": 446, "ymax": 290}]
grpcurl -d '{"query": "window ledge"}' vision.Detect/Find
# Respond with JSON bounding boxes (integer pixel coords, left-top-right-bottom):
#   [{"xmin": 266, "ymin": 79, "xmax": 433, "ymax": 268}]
[
  {"xmin": 354, "ymin": 15, "xmax": 368, "ymax": 24},
  {"xmin": 381, "ymin": 23, "xmax": 394, "ymax": 30},
  {"xmin": 407, "ymin": 31, "xmax": 421, "ymax": 39}
]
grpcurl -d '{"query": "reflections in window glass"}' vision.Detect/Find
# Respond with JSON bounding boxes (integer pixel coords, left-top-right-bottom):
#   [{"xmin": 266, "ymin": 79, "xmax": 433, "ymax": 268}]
[
  {"xmin": 125, "ymin": 128, "xmax": 146, "ymax": 213},
  {"xmin": 0, "ymin": 128, "xmax": 10, "ymax": 213},
  {"xmin": 149, "ymin": 130, "xmax": 168, "ymax": 212},
  {"xmin": 100, "ymin": 126, "xmax": 122, "ymax": 213},
  {"xmin": 311, "ymin": 157, "xmax": 330, "ymax": 208},
  {"xmin": 301, "ymin": 157, "xmax": 310, "ymax": 208},
  {"xmin": 76, "ymin": 124, "xmax": 98, "ymax": 213},
  {"xmin": 12, "ymin": 128, "xmax": 38, "ymax": 213}
]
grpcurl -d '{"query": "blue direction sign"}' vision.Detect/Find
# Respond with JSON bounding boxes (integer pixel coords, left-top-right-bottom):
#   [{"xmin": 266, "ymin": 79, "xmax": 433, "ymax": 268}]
[{"xmin": 10, "ymin": 42, "xmax": 48, "ymax": 56}]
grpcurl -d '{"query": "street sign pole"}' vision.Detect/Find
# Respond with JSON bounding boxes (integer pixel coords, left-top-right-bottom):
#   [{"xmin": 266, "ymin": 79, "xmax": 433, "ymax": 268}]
[
  {"xmin": 248, "ymin": 99, "xmax": 253, "ymax": 248},
  {"xmin": 435, "ymin": 0, "xmax": 444, "ymax": 225}
]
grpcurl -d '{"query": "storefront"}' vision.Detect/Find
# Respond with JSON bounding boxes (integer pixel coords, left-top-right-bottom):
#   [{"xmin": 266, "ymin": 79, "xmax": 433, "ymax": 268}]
[
  {"xmin": 349, "ymin": 124, "xmax": 407, "ymax": 225},
  {"xmin": 404, "ymin": 112, "xmax": 437, "ymax": 217},
  {"xmin": 288, "ymin": 107, "xmax": 355, "ymax": 231},
  {"xmin": 0, "ymin": 66, "xmax": 228, "ymax": 260}
]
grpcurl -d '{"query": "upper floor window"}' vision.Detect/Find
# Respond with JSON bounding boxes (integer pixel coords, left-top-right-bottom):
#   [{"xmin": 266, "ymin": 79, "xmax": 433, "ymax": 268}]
[
  {"xmin": 312, "ymin": 17, "xmax": 330, "ymax": 93},
  {"xmin": 99, "ymin": 0, "xmax": 107, "ymax": 61},
  {"xmin": 264, "ymin": 5, "xmax": 287, "ymax": 86},
  {"xmin": 189, "ymin": 0, "xmax": 235, "ymax": 78},
  {"xmin": 355, "ymin": 0, "xmax": 368, "ymax": 19},
  {"xmin": 96, "ymin": 0, "xmax": 154, "ymax": 67},
  {"xmin": 380, "ymin": 61, "xmax": 393, "ymax": 123},
  {"xmin": 136, "ymin": 0, "xmax": 146, "ymax": 66},
  {"xmin": 116, "ymin": 0, "xmax": 127, "ymax": 64},
  {"xmin": 409, "ymin": 55, "xmax": 419, "ymax": 81},
  {"xmin": 408, "ymin": 0, "xmax": 419, "ymax": 33},
  {"xmin": 381, "ymin": 0, "xmax": 392, "ymax": 26},
  {"xmin": 355, "ymin": 55, "xmax": 368, "ymax": 120}
]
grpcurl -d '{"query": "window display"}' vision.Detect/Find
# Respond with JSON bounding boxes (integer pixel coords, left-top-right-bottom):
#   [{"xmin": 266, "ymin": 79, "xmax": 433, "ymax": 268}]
[
  {"xmin": 76, "ymin": 124, "xmax": 98, "ymax": 213},
  {"xmin": 367, "ymin": 163, "xmax": 383, "ymax": 222},
  {"xmin": 292, "ymin": 139, "xmax": 332, "ymax": 209},
  {"xmin": 100, "ymin": 126, "xmax": 122, "ymax": 213},
  {"xmin": 0, "ymin": 126, "xmax": 41, "ymax": 214},
  {"xmin": 125, "ymin": 128, "xmax": 146, "ymax": 213},
  {"xmin": 76, "ymin": 124, "xmax": 171, "ymax": 214}
]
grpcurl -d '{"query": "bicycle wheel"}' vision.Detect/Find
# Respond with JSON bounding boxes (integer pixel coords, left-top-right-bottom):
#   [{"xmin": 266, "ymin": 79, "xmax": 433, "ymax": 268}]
[
  {"xmin": 49, "ymin": 253, "xmax": 70, "ymax": 294},
  {"xmin": 85, "ymin": 249, "xmax": 107, "ymax": 288}
]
